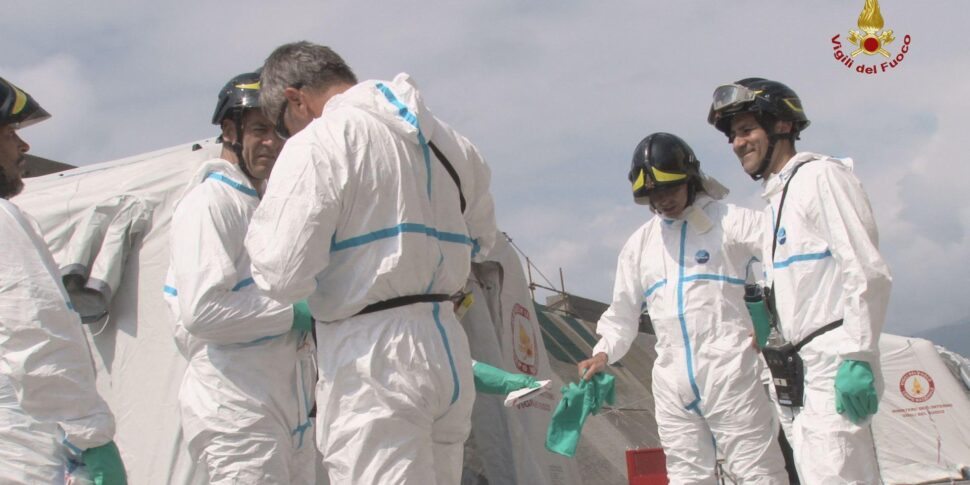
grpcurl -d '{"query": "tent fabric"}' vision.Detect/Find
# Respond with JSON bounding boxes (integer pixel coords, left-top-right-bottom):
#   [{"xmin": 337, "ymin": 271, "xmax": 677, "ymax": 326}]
[
  {"xmin": 61, "ymin": 195, "xmax": 153, "ymax": 323},
  {"xmin": 460, "ymin": 233, "xmax": 582, "ymax": 485},
  {"xmin": 18, "ymin": 141, "xmax": 222, "ymax": 484},
  {"xmin": 872, "ymin": 334, "xmax": 970, "ymax": 484},
  {"xmin": 535, "ymin": 304, "xmax": 661, "ymax": 483}
]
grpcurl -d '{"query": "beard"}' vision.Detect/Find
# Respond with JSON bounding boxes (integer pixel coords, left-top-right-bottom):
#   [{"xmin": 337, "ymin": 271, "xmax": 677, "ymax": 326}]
[{"xmin": 0, "ymin": 163, "xmax": 24, "ymax": 199}]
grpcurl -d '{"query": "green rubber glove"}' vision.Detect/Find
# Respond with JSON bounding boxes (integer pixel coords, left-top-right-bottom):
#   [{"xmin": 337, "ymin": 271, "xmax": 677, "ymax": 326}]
[
  {"xmin": 82, "ymin": 441, "xmax": 127, "ymax": 485},
  {"xmin": 472, "ymin": 360, "xmax": 539, "ymax": 395},
  {"xmin": 545, "ymin": 373, "xmax": 616, "ymax": 457},
  {"xmin": 835, "ymin": 360, "xmax": 879, "ymax": 424},
  {"xmin": 292, "ymin": 300, "xmax": 313, "ymax": 332}
]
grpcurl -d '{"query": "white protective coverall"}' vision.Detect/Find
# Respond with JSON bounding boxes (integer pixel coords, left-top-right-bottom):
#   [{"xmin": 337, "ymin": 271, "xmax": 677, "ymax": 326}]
[
  {"xmin": 245, "ymin": 73, "xmax": 497, "ymax": 485},
  {"xmin": 593, "ymin": 195, "xmax": 788, "ymax": 484},
  {"xmin": 163, "ymin": 159, "xmax": 317, "ymax": 485},
  {"xmin": 763, "ymin": 153, "xmax": 892, "ymax": 484},
  {"xmin": 0, "ymin": 198, "xmax": 116, "ymax": 483}
]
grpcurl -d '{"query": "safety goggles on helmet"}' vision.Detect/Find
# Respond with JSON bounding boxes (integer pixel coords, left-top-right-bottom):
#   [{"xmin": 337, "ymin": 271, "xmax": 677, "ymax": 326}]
[{"xmin": 707, "ymin": 84, "xmax": 760, "ymax": 125}]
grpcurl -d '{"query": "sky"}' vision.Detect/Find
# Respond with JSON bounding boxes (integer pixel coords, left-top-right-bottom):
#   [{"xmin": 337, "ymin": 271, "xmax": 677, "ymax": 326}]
[{"xmin": 4, "ymin": 1, "xmax": 968, "ymax": 338}]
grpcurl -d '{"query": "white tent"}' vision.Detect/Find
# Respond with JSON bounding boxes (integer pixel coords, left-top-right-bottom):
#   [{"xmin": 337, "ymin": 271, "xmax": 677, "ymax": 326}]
[
  {"xmin": 18, "ymin": 140, "xmax": 223, "ymax": 484},
  {"xmin": 873, "ymin": 334, "xmax": 970, "ymax": 484}
]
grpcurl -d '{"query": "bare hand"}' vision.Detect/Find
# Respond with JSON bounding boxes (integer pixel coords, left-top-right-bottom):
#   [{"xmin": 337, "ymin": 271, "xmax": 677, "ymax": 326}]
[{"xmin": 577, "ymin": 352, "xmax": 608, "ymax": 381}]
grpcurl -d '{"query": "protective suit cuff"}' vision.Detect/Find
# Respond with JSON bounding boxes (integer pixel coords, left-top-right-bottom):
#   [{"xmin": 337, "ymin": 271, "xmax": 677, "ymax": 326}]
[
  {"xmin": 840, "ymin": 350, "xmax": 876, "ymax": 363},
  {"xmin": 592, "ymin": 341, "xmax": 611, "ymax": 364}
]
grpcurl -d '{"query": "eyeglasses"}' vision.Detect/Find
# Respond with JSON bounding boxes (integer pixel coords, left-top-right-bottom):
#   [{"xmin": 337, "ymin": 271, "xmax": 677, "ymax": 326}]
[
  {"xmin": 275, "ymin": 101, "xmax": 291, "ymax": 140},
  {"xmin": 274, "ymin": 83, "xmax": 303, "ymax": 141}
]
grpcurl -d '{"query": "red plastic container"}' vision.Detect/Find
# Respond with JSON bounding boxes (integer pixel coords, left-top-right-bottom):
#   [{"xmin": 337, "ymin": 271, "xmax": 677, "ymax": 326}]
[{"xmin": 626, "ymin": 447, "xmax": 669, "ymax": 485}]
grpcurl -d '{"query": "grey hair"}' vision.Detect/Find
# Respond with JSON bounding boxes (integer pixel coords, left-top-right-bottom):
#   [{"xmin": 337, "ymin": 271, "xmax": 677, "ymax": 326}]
[{"xmin": 259, "ymin": 41, "xmax": 358, "ymax": 121}]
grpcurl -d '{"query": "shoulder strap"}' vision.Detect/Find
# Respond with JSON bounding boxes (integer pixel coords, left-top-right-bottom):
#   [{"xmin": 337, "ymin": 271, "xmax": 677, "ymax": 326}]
[
  {"xmin": 771, "ymin": 159, "xmax": 813, "ymax": 259},
  {"xmin": 428, "ymin": 141, "xmax": 467, "ymax": 214}
]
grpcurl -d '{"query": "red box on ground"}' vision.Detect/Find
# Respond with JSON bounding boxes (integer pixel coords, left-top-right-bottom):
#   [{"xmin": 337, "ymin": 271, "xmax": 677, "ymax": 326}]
[{"xmin": 626, "ymin": 447, "xmax": 668, "ymax": 485}]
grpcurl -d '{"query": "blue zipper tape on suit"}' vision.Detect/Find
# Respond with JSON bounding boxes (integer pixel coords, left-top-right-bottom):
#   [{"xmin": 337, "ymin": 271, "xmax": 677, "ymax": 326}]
[
  {"xmin": 376, "ymin": 82, "xmax": 433, "ymax": 199},
  {"xmin": 206, "ymin": 172, "xmax": 258, "ymax": 198},
  {"xmin": 432, "ymin": 302, "xmax": 461, "ymax": 405},
  {"xmin": 773, "ymin": 250, "xmax": 832, "ymax": 269},
  {"xmin": 682, "ymin": 273, "xmax": 746, "ymax": 285},
  {"xmin": 331, "ymin": 222, "xmax": 474, "ymax": 252},
  {"xmin": 644, "ymin": 279, "xmax": 667, "ymax": 299},
  {"xmin": 676, "ymin": 222, "xmax": 703, "ymax": 414}
]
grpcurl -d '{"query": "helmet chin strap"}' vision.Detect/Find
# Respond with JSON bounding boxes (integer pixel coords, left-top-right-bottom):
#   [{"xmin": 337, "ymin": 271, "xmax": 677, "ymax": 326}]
[
  {"xmin": 749, "ymin": 125, "xmax": 792, "ymax": 181},
  {"xmin": 230, "ymin": 112, "xmax": 257, "ymax": 184}
]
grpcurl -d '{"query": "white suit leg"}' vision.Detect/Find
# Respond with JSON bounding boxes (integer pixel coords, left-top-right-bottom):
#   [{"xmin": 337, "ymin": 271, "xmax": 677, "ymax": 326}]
[
  {"xmin": 653, "ymin": 370, "xmax": 717, "ymax": 485},
  {"xmin": 317, "ymin": 303, "xmax": 473, "ymax": 485},
  {"xmin": 704, "ymin": 348, "xmax": 788, "ymax": 484}
]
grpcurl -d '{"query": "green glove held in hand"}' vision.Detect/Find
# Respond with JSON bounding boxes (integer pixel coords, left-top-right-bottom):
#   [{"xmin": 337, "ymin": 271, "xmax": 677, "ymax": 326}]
[
  {"xmin": 472, "ymin": 360, "xmax": 538, "ymax": 395},
  {"xmin": 545, "ymin": 373, "xmax": 615, "ymax": 457},
  {"xmin": 82, "ymin": 441, "xmax": 127, "ymax": 485},
  {"xmin": 292, "ymin": 300, "xmax": 313, "ymax": 332},
  {"xmin": 835, "ymin": 359, "xmax": 879, "ymax": 424}
]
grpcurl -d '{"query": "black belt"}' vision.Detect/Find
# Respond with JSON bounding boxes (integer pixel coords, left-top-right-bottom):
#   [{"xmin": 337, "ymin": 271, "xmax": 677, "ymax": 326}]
[
  {"xmin": 355, "ymin": 294, "xmax": 451, "ymax": 316},
  {"xmin": 794, "ymin": 319, "xmax": 844, "ymax": 351}
]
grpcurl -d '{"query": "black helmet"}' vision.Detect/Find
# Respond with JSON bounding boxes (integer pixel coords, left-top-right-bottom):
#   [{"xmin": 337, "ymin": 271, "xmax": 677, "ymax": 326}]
[
  {"xmin": 707, "ymin": 77, "xmax": 810, "ymax": 139},
  {"xmin": 1, "ymin": 77, "xmax": 51, "ymax": 129},
  {"xmin": 212, "ymin": 71, "xmax": 264, "ymax": 181},
  {"xmin": 212, "ymin": 71, "xmax": 262, "ymax": 125},
  {"xmin": 628, "ymin": 132, "xmax": 702, "ymax": 206}
]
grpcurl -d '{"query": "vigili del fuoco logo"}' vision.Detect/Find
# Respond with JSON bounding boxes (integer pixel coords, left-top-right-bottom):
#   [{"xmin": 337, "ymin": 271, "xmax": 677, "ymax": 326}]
[{"xmin": 831, "ymin": 0, "xmax": 912, "ymax": 75}]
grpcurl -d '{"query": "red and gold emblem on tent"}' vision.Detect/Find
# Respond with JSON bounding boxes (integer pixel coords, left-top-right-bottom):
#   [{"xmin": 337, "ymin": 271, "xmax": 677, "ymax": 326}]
[
  {"xmin": 511, "ymin": 303, "xmax": 538, "ymax": 375},
  {"xmin": 899, "ymin": 370, "xmax": 936, "ymax": 403}
]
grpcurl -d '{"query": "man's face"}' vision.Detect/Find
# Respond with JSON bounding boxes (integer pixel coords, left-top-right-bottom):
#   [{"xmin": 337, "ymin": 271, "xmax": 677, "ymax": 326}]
[
  {"xmin": 239, "ymin": 110, "xmax": 284, "ymax": 180},
  {"xmin": 729, "ymin": 113, "xmax": 771, "ymax": 176},
  {"xmin": 647, "ymin": 183, "xmax": 689, "ymax": 219},
  {"xmin": 0, "ymin": 124, "xmax": 29, "ymax": 198}
]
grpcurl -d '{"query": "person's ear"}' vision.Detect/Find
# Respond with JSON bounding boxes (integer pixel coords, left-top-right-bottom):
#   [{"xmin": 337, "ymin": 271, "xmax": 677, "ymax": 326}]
[
  {"xmin": 221, "ymin": 118, "xmax": 238, "ymax": 144},
  {"xmin": 283, "ymin": 86, "xmax": 305, "ymax": 114},
  {"xmin": 775, "ymin": 120, "xmax": 793, "ymax": 135}
]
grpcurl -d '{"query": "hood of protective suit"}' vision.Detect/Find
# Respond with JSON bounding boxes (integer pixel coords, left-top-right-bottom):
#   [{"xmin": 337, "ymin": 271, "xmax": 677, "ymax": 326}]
[
  {"xmin": 763, "ymin": 152, "xmax": 853, "ymax": 197},
  {"xmin": 325, "ymin": 73, "xmax": 437, "ymax": 144},
  {"xmin": 174, "ymin": 158, "xmax": 254, "ymax": 210},
  {"xmin": 659, "ymin": 194, "xmax": 718, "ymax": 235}
]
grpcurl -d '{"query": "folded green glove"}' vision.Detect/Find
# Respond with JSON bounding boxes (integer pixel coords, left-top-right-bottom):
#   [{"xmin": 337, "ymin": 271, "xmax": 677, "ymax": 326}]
[
  {"xmin": 472, "ymin": 360, "xmax": 539, "ymax": 395},
  {"xmin": 546, "ymin": 373, "xmax": 615, "ymax": 457},
  {"xmin": 82, "ymin": 441, "xmax": 127, "ymax": 485},
  {"xmin": 292, "ymin": 300, "xmax": 313, "ymax": 332},
  {"xmin": 835, "ymin": 360, "xmax": 879, "ymax": 424}
]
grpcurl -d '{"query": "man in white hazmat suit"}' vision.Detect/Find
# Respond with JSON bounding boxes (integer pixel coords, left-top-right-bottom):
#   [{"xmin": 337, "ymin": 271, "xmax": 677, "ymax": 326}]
[
  {"xmin": 578, "ymin": 132, "xmax": 788, "ymax": 484},
  {"xmin": 708, "ymin": 78, "xmax": 892, "ymax": 483},
  {"xmin": 163, "ymin": 71, "xmax": 317, "ymax": 484},
  {"xmin": 246, "ymin": 41, "xmax": 498, "ymax": 485},
  {"xmin": 0, "ymin": 76, "xmax": 127, "ymax": 484}
]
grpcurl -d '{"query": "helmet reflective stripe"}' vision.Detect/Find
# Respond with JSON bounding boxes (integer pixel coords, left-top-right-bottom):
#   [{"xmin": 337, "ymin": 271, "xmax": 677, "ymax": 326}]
[
  {"xmin": 235, "ymin": 81, "xmax": 260, "ymax": 90},
  {"xmin": 632, "ymin": 169, "xmax": 647, "ymax": 192},
  {"xmin": 12, "ymin": 87, "xmax": 27, "ymax": 115},
  {"xmin": 651, "ymin": 165, "xmax": 688, "ymax": 183},
  {"xmin": 782, "ymin": 98, "xmax": 804, "ymax": 113}
]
